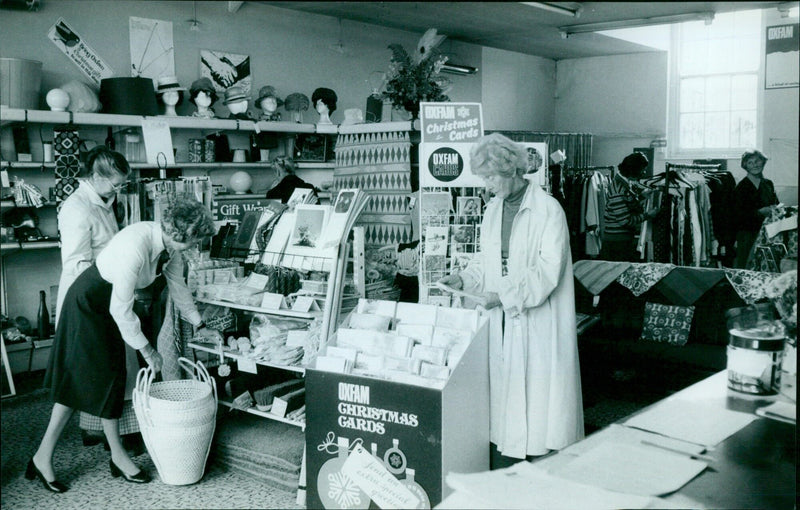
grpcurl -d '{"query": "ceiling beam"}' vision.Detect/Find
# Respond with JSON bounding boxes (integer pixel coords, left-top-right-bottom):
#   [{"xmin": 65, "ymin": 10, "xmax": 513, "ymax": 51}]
[{"xmin": 228, "ymin": 1, "xmax": 244, "ymax": 13}]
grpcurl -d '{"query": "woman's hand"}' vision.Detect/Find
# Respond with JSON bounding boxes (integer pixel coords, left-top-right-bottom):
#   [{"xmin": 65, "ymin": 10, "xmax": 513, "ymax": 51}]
[
  {"xmin": 478, "ymin": 291, "xmax": 501, "ymax": 309},
  {"xmin": 757, "ymin": 206, "xmax": 773, "ymax": 217},
  {"xmin": 438, "ymin": 273, "xmax": 463, "ymax": 290},
  {"xmin": 140, "ymin": 344, "xmax": 163, "ymax": 373}
]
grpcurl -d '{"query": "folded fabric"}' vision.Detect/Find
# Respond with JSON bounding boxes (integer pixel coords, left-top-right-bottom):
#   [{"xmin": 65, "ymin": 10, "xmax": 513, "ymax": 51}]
[
  {"xmin": 723, "ymin": 269, "xmax": 779, "ymax": 305},
  {"xmin": 654, "ymin": 267, "xmax": 726, "ymax": 306},
  {"xmin": 640, "ymin": 302, "xmax": 695, "ymax": 346},
  {"xmin": 572, "ymin": 260, "xmax": 632, "ymax": 295},
  {"xmin": 616, "ymin": 263, "xmax": 675, "ymax": 297}
]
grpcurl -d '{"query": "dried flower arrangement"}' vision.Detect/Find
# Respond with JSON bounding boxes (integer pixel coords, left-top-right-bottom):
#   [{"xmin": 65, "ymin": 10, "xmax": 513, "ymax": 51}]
[{"xmin": 382, "ymin": 28, "xmax": 451, "ymax": 118}]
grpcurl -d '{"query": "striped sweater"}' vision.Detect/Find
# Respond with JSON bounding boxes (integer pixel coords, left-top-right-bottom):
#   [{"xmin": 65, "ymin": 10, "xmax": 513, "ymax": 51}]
[{"xmin": 604, "ymin": 174, "xmax": 646, "ymax": 237}]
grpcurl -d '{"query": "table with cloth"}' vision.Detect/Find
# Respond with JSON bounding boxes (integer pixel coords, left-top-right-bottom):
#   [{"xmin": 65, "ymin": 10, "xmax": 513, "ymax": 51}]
[{"xmin": 572, "ymin": 260, "xmax": 783, "ymax": 374}]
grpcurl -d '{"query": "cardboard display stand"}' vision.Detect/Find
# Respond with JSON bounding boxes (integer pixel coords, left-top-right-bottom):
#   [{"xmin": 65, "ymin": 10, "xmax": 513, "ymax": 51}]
[{"xmin": 305, "ymin": 314, "xmax": 489, "ymax": 509}]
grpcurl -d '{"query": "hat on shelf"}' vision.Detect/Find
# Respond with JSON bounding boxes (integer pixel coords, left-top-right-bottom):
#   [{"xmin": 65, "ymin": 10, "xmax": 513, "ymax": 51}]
[
  {"xmin": 223, "ymin": 85, "xmax": 248, "ymax": 105},
  {"xmin": 256, "ymin": 85, "xmax": 283, "ymax": 107},
  {"xmin": 156, "ymin": 76, "xmax": 186, "ymax": 95},
  {"xmin": 341, "ymin": 108, "xmax": 364, "ymax": 126}
]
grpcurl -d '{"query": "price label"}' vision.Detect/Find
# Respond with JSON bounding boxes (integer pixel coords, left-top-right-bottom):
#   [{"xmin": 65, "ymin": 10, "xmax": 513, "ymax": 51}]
[{"xmin": 238, "ymin": 357, "xmax": 258, "ymax": 374}]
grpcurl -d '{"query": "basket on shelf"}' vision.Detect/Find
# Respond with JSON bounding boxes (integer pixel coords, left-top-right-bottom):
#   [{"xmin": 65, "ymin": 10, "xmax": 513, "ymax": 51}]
[
  {"xmin": 133, "ymin": 358, "xmax": 218, "ymax": 485},
  {"xmin": 202, "ymin": 305, "xmax": 236, "ymax": 332}
]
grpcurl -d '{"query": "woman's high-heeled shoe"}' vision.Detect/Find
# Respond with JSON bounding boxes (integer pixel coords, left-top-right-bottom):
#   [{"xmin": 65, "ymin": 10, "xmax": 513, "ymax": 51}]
[
  {"xmin": 109, "ymin": 459, "xmax": 151, "ymax": 483},
  {"xmin": 25, "ymin": 459, "xmax": 69, "ymax": 493}
]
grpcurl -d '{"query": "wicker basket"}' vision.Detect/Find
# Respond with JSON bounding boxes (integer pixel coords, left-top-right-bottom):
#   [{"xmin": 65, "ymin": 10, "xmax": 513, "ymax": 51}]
[
  {"xmin": 137, "ymin": 418, "xmax": 216, "ymax": 485},
  {"xmin": 133, "ymin": 358, "xmax": 218, "ymax": 485}
]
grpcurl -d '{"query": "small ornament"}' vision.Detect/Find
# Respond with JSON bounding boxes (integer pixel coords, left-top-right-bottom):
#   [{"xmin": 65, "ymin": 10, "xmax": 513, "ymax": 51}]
[
  {"xmin": 401, "ymin": 468, "xmax": 431, "ymax": 509},
  {"xmin": 317, "ymin": 435, "xmax": 371, "ymax": 509},
  {"xmin": 383, "ymin": 438, "xmax": 407, "ymax": 475}
]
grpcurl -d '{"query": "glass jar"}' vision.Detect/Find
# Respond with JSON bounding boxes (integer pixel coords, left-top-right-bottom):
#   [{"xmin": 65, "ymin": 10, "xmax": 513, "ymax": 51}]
[{"xmin": 124, "ymin": 131, "xmax": 142, "ymax": 162}]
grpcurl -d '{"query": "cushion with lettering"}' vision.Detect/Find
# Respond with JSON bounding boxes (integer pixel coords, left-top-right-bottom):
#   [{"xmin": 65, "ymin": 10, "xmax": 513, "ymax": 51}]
[{"xmin": 640, "ymin": 302, "xmax": 695, "ymax": 346}]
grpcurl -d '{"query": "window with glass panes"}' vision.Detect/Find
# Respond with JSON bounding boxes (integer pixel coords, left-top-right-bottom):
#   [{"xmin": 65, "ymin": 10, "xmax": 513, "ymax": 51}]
[{"xmin": 671, "ymin": 9, "xmax": 762, "ymax": 155}]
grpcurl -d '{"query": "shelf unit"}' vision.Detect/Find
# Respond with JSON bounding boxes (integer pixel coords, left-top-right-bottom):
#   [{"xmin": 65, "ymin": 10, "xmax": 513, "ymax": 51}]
[
  {"xmin": 196, "ymin": 298, "xmax": 322, "ymax": 320},
  {"xmin": 0, "ymin": 106, "xmax": 414, "ymax": 134},
  {"xmin": 1, "ymin": 160, "xmax": 335, "ymax": 170}
]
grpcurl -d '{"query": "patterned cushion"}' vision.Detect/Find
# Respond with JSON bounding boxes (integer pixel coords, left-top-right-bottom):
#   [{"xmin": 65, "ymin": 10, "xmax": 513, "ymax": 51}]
[{"xmin": 640, "ymin": 302, "xmax": 695, "ymax": 346}]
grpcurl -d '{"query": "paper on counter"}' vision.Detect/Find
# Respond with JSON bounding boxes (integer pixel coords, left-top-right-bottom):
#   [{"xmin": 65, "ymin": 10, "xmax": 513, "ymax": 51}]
[
  {"xmin": 548, "ymin": 441, "xmax": 707, "ymax": 496},
  {"xmin": 624, "ymin": 399, "xmax": 756, "ymax": 446},
  {"xmin": 755, "ymin": 401, "xmax": 796, "ymax": 424},
  {"xmin": 562, "ymin": 424, "xmax": 705, "ymax": 458},
  {"xmin": 443, "ymin": 461, "xmax": 678, "ymax": 509}
]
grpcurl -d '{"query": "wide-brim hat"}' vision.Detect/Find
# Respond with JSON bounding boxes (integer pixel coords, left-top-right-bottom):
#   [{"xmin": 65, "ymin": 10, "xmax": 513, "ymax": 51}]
[
  {"xmin": 223, "ymin": 85, "xmax": 249, "ymax": 105},
  {"xmin": 156, "ymin": 75, "xmax": 186, "ymax": 94},
  {"xmin": 256, "ymin": 85, "xmax": 284, "ymax": 107}
]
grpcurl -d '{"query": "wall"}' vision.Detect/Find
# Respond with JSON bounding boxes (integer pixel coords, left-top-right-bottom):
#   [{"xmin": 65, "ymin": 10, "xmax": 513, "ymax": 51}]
[
  {"xmin": 481, "ymin": 46, "xmax": 556, "ymax": 130},
  {"xmin": 554, "ymin": 51, "xmax": 668, "ymax": 171}
]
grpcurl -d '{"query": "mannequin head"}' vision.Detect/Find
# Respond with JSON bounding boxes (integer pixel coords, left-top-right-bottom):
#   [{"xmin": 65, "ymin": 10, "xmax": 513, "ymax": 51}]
[
  {"xmin": 256, "ymin": 85, "xmax": 283, "ymax": 115},
  {"xmin": 227, "ymin": 99, "xmax": 248, "ymax": 115},
  {"xmin": 161, "ymin": 90, "xmax": 181, "ymax": 107},
  {"xmin": 156, "ymin": 76, "xmax": 186, "ymax": 116},
  {"xmin": 223, "ymin": 85, "xmax": 250, "ymax": 117},
  {"xmin": 311, "ymin": 87, "xmax": 338, "ymax": 115},
  {"xmin": 189, "ymin": 77, "xmax": 218, "ymax": 107}
]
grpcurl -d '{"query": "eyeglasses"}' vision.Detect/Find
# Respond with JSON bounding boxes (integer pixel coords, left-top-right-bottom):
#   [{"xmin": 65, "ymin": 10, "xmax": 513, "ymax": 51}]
[{"xmin": 102, "ymin": 175, "xmax": 128, "ymax": 192}]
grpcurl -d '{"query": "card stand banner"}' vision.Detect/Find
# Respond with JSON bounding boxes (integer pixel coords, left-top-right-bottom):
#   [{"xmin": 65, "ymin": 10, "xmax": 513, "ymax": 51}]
[
  {"xmin": 418, "ymin": 187, "xmax": 485, "ymax": 306},
  {"xmin": 419, "ymin": 102, "xmax": 483, "ymax": 188}
]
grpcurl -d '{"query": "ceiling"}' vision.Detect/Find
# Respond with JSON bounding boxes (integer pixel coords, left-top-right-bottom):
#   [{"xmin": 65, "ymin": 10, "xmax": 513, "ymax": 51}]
[{"xmin": 259, "ymin": 2, "xmax": 784, "ymax": 60}]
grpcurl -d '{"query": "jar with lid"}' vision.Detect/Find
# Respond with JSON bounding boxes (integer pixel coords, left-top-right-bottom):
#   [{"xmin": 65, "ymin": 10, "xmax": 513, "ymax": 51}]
[
  {"xmin": 725, "ymin": 304, "xmax": 786, "ymax": 395},
  {"xmin": 123, "ymin": 130, "xmax": 143, "ymax": 162}
]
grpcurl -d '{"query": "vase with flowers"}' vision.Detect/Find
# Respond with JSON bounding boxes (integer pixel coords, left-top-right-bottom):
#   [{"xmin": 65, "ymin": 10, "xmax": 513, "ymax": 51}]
[{"xmin": 382, "ymin": 28, "xmax": 451, "ymax": 120}]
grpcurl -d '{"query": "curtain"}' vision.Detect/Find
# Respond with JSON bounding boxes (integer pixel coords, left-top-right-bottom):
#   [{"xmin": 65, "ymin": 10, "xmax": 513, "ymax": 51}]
[{"xmin": 489, "ymin": 131, "xmax": 593, "ymax": 169}]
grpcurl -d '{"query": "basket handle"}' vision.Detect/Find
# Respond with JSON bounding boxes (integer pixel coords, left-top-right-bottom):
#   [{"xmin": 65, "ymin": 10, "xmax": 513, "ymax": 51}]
[
  {"xmin": 133, "ymin": 365, "xmax": 155, "ymax": 427},
  {"xmin": 177, "ymin": 357, "xmax": 218, "ymax": 404}
]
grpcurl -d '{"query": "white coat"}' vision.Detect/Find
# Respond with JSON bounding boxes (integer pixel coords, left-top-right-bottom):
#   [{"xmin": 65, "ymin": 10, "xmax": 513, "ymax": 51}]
[
  {"xmin": 461, "ymin": 179, "xmax": 584, "ymax": 458},
  {"xmin": 55, "ymin": 180, "xmax": 119, "ymax": 324}
]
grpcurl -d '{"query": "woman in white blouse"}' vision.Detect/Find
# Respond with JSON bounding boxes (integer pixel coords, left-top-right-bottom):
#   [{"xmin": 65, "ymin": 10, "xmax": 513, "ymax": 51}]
[
  {"xmin": 54, "ymin": 146, "xmax": 141, "ymax": 451},
  {"xmin": 28, "ymin": 198, "xmax": 221, "ymax": 492}
]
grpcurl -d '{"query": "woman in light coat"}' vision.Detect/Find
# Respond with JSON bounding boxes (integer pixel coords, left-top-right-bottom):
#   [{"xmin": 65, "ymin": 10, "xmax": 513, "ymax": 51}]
[{"xmin": 439, "ymin": 133, "xmax": 583, "ymax": 468}]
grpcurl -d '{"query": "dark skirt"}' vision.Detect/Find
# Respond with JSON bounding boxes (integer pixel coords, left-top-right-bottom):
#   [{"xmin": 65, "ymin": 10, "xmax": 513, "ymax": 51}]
[{"xmin": 44, "ymin": 264, "xmax": 127, "ymax": 419}]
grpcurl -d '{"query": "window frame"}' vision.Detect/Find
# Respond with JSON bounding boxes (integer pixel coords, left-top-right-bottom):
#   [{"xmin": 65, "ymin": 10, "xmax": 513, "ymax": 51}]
[{"xmin": 667, "ymin": 12, "xmax": 766, "ymax": 160}]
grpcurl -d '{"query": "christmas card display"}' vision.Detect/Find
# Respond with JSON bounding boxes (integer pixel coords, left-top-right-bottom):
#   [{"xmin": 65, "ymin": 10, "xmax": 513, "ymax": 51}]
[
  {"xmin": 306, "ymin": 299, "xmax": 490, "ymax": 508},
  {"xmin": 312, "ymin": 299, "xmax": 482, "ymax": 390}
]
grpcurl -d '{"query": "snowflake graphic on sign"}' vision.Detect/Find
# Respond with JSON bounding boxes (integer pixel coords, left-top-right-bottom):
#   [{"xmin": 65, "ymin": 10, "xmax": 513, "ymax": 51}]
[
  {"xmin": 327, "ymin": 471, "xmax": 363, "ymax": 508},
  {"xmin": 457, "ymin": 106, "xmax": 470, "ymax": 118}
]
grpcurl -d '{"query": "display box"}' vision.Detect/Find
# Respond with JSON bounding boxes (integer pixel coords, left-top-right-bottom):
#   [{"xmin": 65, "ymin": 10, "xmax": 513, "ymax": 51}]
[{"xmin": 305, "ymin": 303, "xmax": 489, "ymax": 509}]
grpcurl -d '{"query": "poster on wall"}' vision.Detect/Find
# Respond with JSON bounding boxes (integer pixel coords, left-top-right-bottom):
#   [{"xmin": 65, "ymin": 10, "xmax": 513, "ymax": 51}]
[
  {"xmin": 129, "ymin": 17, "xmax": 175, "ymax": 80},
  {"xmin": 765, "ymin": 23, "xmax": 799, "ymax": 89},
  {"xmin": 200, "ymin": 49, "xmax": 252, "ymax": 94},
  {"xmin": 520, "ymin": 142, "xmax": 548, "ymax": 187},
  {"xmin": 47, "ymin": 18, "xmax": 114, "ymax": 86},
  {"xmin": 419, "ymin": 102, "xmax": 484, "ymax": 187}
]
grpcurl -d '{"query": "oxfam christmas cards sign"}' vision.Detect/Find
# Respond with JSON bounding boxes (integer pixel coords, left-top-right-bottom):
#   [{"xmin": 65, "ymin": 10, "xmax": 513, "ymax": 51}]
[
  {"xmin": 419, "ymin": 102, "xmax": 484, "ymax": 187},
  {"xmin": 306, "ymin": 371, "xmax": 438, "ymax": 509}
]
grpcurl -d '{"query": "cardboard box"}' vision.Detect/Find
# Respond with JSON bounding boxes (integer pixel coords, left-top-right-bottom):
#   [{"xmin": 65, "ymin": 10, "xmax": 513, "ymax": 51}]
[{"xmin": 305, "ymin": 307, "xmax": 489, "ymax": 508}]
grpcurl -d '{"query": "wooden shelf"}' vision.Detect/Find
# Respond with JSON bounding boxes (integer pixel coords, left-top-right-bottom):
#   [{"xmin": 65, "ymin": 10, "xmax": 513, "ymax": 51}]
[
  {"xmin": 188, "ymin": 341, "xmax": 305, "ymax": 374},
  {"xmin": 218, "ymin": 399, "xmax": 305, "ymax": 429},
  {"xmin": 1, "ymin": 107, "xmax": 418, "ymax": 135},
  {"xmin": 197, "ymin": 298, "xmax": 322, "ymax": 320},
  {"xmin": 2, "ymin": 160, "xmax": 334, "ymax": 171}
]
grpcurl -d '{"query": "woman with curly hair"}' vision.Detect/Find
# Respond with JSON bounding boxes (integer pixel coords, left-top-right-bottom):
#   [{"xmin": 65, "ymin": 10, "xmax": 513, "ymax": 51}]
[
  {"xmin": 438, "ymin": 133, "xmax": 583, "ymax": 469},
  {"xmin": 28, "ymin": 198, "xmax": 221, "ymax": 492}
]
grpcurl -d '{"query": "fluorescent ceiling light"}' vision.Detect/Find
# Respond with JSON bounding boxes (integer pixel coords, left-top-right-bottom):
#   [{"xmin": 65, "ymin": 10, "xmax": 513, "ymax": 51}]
[
  {"xmin": 560, "ymin": 11, "xmax": 715, "ymax": 37},
  {"xmin": 441, "ymin": 63, "xmax": 479, "ymax": 75},
  {"xmin": 519, "ymin": 2, "xmax": 581, "ymax": 18}
]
